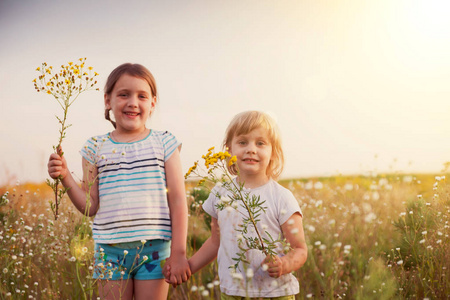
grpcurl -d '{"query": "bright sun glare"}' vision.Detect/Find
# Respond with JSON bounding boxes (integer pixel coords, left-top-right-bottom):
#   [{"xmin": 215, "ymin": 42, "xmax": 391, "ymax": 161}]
[
  {"xmin": 406, "ymin": 0, "xmax": 450, "ymax": 38},
  {"xmin": 386, "ymin": 0, "xmax": 450, "ymax": 71}
]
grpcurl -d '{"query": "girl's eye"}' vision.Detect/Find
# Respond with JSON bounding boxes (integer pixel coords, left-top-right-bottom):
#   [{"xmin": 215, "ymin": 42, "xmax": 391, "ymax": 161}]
[{"xmin": 119, "ymin": 93, "xmax": 128, "ymax": 97}]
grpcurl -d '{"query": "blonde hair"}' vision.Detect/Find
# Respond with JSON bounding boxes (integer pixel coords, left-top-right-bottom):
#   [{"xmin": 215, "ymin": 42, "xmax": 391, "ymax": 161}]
[{"xmin": 223, "ymin": 111, "xmax": 284, "ymax": 180}]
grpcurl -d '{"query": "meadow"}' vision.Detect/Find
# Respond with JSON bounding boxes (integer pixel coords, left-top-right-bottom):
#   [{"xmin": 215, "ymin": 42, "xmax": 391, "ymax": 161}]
[{"xmin": 0, "ymin": 172, "xmax": 448, "ymax": 299}]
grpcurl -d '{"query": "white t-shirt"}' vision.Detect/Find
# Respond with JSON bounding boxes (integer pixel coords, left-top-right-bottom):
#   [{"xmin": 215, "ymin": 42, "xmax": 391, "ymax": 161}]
[{"xmin": 202, "ymin": 179, "xmax": 302, "ymax": 298}]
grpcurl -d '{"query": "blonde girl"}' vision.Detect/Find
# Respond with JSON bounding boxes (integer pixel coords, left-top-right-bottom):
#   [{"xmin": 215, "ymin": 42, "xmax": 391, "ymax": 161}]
[
  {"xmin": 48, "ymin": 63, "xmax": 190, "ymax": 299},
  {"xmin": 165, "ymin": 110, "xmax": 308, "ymax": 299}
]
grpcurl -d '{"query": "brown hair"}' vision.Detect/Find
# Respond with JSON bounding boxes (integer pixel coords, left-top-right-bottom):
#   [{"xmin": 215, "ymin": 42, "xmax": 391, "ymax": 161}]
[
  {"xmin": 223, "ymin": 111, "xmax": 284, "ymax": 180},
  {"xmin": 104, "ymin": 63, "xmax": 158, "ymax": 128}
]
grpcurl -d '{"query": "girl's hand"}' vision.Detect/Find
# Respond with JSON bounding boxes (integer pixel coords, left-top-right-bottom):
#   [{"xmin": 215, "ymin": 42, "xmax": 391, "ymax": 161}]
[
  {"xmin": 162, "ymin": 263, "xmax": 177, "ymax": 288},
  {"xmin": 262, "ymin": 255, "xmax": 283, "ymax": 278},
  {"xmin": 165, "ymin": 255, "xmax": 191, "ymax": 286},
  {"xmin": 48, "ymin": 151, "xmax": 68, "ymax": 179}
]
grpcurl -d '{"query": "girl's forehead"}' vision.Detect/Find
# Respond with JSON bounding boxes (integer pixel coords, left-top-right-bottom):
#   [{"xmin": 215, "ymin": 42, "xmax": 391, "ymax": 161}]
[
  {"xmin": 115, "ymin": 74, "xmax": 151, "ymax": 90},
  {"xmin": 234, "ymin": 126, "xmax": 271, "ymax": 138}
]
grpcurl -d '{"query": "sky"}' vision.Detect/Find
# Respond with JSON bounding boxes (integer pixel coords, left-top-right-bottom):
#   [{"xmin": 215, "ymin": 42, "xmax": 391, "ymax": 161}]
[{"xmin": 1, "ymin": 0, "xmax": 450, "ymax": 185}]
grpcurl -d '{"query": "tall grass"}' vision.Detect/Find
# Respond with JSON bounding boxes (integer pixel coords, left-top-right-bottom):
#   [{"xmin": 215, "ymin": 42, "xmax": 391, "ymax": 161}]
[{"xmin": 1, "ymin": 174, "xmax": 448, "ymax": 299}]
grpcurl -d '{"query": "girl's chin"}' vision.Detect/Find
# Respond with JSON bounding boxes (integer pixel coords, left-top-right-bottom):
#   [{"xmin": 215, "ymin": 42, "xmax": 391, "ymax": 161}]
[{"xmin": 116, "ymin": 125, "xmax": 145, "ymax": 132}]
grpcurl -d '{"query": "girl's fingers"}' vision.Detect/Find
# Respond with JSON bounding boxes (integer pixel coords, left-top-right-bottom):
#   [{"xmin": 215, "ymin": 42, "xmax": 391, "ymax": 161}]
[
  {"xmin": 48, "ymin": 161, "xmax": 62, "ymax": 168},
  {"xmin": 170, "ymin": 274, "xmax": 179, "ymax": 286},
  {"xmin": 49, "ymin": 153, "xmax": 61, "ymax": 160},
  {"xmin": 48, "ymin": 156, "xmax": 62, "ymax": 168}
]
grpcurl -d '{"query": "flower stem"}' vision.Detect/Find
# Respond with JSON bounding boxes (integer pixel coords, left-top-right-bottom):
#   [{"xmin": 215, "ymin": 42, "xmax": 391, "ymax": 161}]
[{"xmin": 225, "ymin": 166, "xmax": 268, "ymax": 255}]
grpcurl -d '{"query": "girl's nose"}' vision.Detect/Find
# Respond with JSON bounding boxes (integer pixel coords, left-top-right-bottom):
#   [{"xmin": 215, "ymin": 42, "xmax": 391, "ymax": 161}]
[
  {"xmin": 246, "ymin": 144, "xmax": 256, "ymax": 154},
  {"xmin": 127, "ymin": 94, "xmax": 139, "ymax": 107}
]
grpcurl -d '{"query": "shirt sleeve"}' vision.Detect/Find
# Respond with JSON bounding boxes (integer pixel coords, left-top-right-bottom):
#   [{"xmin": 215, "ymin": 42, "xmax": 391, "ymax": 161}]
[
  {"xmin": 278, "ymin": 188, "xmax": 303, "ymax": 225},
  {"xmin": 202, "ymin": 187, "xmax": 220, "ymax": 219},
  {"xmin": 162, "ymin": 131, "xmax": 182, "ymax": 161},
  {"xmin": 80, "ymin": 137, "xmax": 98, "ymax": 165}
]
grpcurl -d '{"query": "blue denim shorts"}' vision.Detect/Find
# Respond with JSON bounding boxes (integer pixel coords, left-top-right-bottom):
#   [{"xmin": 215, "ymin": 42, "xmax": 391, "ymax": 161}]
[{"xmin": 93, "ymin": 239, "xmax": 170, "ymax": 280}]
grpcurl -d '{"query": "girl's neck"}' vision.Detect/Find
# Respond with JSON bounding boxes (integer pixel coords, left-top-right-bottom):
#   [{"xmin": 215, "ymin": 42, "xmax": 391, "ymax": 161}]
[
  {"xmin": 111, "ymin": 127, "xmax": 150, "ymax": 143},
  {"xmin": 236, "ymin": 174, "xmax": 270, "ymax": 189}
]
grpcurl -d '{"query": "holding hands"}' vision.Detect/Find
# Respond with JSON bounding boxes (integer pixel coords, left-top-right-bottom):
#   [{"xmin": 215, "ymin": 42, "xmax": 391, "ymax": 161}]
[
  {"xmin": 163, "ymin": 256, "xmax": 191, "ymax": 287},
  {"xmin": 163, "ymin": 252, "xmax": 285, "ymax": 289}
]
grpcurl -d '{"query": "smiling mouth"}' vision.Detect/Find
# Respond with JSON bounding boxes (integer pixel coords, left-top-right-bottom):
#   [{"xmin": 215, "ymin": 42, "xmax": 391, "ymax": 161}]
[
  {"xmin": 124, "ymin": 112, "xmax": 140, "ymax": 116},
  {"xmin": 243, "ymin": 158, "xmax": 259, "ymax": 163}
]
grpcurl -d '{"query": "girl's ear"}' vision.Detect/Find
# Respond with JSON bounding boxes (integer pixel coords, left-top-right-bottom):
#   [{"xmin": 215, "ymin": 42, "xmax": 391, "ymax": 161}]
[
  {"xmin": 104, "ymin": 93, "xmax": 111, "ymax": 109},
  {"xmin": 149, "ymin": 96, "xmax": 157, "ymax": 115},
  {"xmin": 226, "ymin": 145, "xmax": 233, "ymax": 155}
]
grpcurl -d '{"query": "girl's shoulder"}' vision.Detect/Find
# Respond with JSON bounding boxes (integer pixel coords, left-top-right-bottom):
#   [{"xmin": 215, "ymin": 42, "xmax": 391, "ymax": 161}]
[
  {"xmin": 266, "ymin": 179, "xmax": 293, "ymax": 195},
  {"xmin": 80, "ymin": 133, "xmax": 112, "ymax": 164},
  {"xmin": 209, "ymin": 182, "xmax": 228, "ymax": 196},
  {"xmin": 85, "ymin": 132, "xmax": 110, "ymax": 143},
  {"xmin": 266, "ymin": 180, "xmax": 299, "ymax": 204},
  {"xmin": 150, "ymin": 129, "xmax": 175, "ymax": 137},
  {"xmin": 148, "ymin": 130, "xmax": 179, "ymax": 144}
]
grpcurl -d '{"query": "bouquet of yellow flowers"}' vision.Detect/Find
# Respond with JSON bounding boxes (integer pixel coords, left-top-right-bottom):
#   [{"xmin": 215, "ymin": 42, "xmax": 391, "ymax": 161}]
[{"xmin": 33, "ymin": 58, "xmax": 99, "ymax": 220}]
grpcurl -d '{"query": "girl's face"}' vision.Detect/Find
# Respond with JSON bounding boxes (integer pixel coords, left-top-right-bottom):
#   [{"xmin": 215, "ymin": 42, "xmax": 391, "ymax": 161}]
[
  {"xmin": 229, "ymin": 127, "xmax": 273, "ymax": 184},
  {"xmin": 105, "ymin": 74, "xmax": 156, "ymax": 135}
]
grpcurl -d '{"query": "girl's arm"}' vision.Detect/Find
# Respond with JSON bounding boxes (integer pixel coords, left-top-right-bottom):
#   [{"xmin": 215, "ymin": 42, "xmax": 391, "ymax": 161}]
[
  {"xmin": 163, "ymin": 213, "xmax": 220, "ymax": 285},
  {"xmin": 48, "ymin": 152, "xmax": 99, "ymax": 216},
  {"xmin": 188, "ymin": 216, "xmax": 220, "ymax": 274},
  {"xmin": 165, "ymin": 148, "xmax": 191, "ymax": 285},
  {"xmin": 263, "ymin": 212, "xmax": 308, "ymax": 277}
]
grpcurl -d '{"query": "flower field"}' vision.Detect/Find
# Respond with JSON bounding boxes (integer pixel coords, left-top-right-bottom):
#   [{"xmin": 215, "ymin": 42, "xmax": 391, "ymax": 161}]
[{"xmin": 1, "ymin": 173, "xmax": 448, "ymax": 299}]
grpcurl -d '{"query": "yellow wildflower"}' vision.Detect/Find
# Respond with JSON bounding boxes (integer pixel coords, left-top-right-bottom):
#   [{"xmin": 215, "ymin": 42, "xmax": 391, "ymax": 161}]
[
  {"xmin": 228, "ymin": 156, "xmax": 237, "ymax": 166},
  {"xmin": 185, "ymin": 162, "xmax": 198, "ymax": 178},
  {"xmin": 36, "ymin": 67, "xmax": 40, "ymax": 71},
  {"xmin": 68, "ymin": 62, "xmax": 73, "ymax": 66}
]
